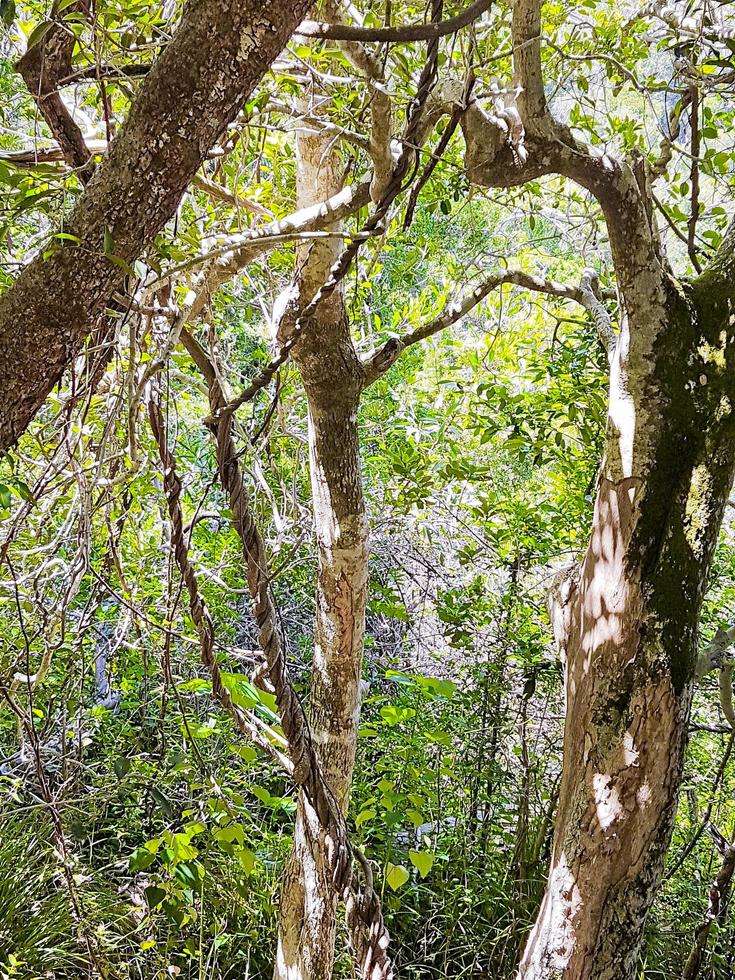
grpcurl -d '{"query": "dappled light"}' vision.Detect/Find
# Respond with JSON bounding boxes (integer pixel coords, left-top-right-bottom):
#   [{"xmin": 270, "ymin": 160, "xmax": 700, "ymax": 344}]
[{"xmin": 1, "ymin": 1, "xmax": 735, "ymax": 979}]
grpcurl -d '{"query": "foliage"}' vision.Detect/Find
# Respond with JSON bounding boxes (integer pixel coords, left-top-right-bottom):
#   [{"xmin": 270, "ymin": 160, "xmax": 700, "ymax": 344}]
[{"xmin": 0, "ymin": 0, "xmax": 735, "ymax": 977}]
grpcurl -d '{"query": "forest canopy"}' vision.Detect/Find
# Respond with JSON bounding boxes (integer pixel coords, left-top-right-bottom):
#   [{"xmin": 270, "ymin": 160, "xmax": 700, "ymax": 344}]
[{"xmin": 0, "ymin": 1, "xmax": 735, "ymax": 978}]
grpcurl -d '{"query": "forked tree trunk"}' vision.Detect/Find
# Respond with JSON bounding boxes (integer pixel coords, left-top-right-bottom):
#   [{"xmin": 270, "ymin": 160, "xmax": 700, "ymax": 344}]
[
  {"xmin": 518, "ymin": 258, "xmax": 735, "ymax": 978},
  {"xmin": 274, "ymin": 110, "xmax": 368, "ymax": 980}
]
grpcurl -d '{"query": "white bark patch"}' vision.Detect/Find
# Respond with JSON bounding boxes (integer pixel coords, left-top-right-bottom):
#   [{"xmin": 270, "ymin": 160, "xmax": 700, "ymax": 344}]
[
  {"xmin": 622, "ymin": 731, "xmax": 639, "ymax": 766},
  {"xmin": 593, "ymin": 773, "xmax": 624, "ymax": 831},
  {"xmin": 519, "ymin": 853, "xmax": 582, "ymax": 974},
  {"xmin": 636, "ymin": 779, "xmax": 652, "ymax": 808},
  {"xmin": 608, "ymin": 324, "xmax": 637, "ymax": 480}
]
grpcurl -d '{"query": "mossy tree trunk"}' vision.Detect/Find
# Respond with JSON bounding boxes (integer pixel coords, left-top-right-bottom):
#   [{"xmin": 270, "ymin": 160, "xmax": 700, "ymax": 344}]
[
  {"xmin": 517, "ymin": 235, "xmax": 735, "ymax": 977},
  {"xmin": 435, "ymin": 2, "xmax": 735, "ymax": 971}
]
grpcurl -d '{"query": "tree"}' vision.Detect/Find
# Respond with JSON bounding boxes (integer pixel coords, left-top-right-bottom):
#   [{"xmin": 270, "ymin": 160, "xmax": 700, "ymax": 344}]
[
  {"xmin": 2, "ymin": 0, "xmax": 735, "ymax": 978},
  {"xmin": 0, "ymin": 0, "xmax": 314, "ymax": 451},
  {"xmin": 423, "ymin": 1, "xmax": 735, "ymax": 975},
  {"xmin": 273, "ymin": 101, "xmax": 370, "ymax": 980}
]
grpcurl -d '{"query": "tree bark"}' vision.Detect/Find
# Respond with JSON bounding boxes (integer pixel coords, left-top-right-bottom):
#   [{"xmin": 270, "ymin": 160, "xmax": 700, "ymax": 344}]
[
  {"xmin": 517, "ymin": 236, "xmax": 735, "ymax": 978},
  {"xmin": 0, "ymin": 0, "xmax": 312, "ymax": 452},
  {"xmin": 274, "ymin": 109, "xmax": 369, "ymax": 979}
]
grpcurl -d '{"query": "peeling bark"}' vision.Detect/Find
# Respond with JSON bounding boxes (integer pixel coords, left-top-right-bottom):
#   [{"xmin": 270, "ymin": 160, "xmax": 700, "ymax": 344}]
[
  {"xmin": 518, "ymin": 255, "xmax": 735, "ymax": 979},
  {"xmin": 274, "ymin": 107, "xmax": 369, "ymax": 980},
  {"xmin": 0, "ymin": 0, "xmax": 312, "ymax": 452}
]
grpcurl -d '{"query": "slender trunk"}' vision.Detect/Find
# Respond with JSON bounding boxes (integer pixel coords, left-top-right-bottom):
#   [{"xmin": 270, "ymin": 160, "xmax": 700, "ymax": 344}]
[
  {"xmin": 518, "ymin": 268, "xmax": 735, "ymax": 978},
  {"xmin": 682, "ymin": 834, "xmax": 735, "ymax": 980},
  {"xmin": 274, "ymin": 111, "xmax": 368, "ymax": 980}
]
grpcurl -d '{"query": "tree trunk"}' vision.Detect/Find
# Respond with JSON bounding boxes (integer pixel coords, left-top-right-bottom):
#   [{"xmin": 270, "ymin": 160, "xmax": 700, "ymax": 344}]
[
  {"xmin": 518, "ymin": 264, "xmax": 735, "ymax": 978},
  {"xmin": 274, "ymin": 109, "xmax": 368, "ymax": 980},
  {"xmin": 0, "ymin": 0, "xmax": 312, "ymax": 452}
]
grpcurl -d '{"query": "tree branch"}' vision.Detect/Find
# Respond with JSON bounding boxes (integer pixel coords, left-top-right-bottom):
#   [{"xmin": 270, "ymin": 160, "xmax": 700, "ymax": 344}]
[
  {"xmin": 322, "ymin": 0, "xmax": 394, "ymax": 200},
  {"xmin": 184, "ymin": 178, "xmax": 372, "ymax": 323},
  {"xmin": 16, "ymin": 3, "xmax": 94, "ymax": 177},
  {"xmin": 696, "ymin": 625, "xmax": 735, "ymax": 729},
  {"xmin": 297, "ymin": 0, "xmax": 493, "ymax": 42},
  {"xmin": 361, "ymin": 267, "xmax": 615, "ymax": 386}
]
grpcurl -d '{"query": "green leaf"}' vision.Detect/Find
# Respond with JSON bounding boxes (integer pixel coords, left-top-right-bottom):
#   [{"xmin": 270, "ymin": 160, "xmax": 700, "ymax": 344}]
[
  {"xmin": 213, "ymin": 823, "xmax": 245, "ymax": 845},
  {"xmin": 380, "ymin": 705, "xmax": 416, "ymax": 726},
  {"xmin": 173, "ymin": 859, "xmax": 204, "ymax": 885},
  {"xmin": 251, "ymin": 785, "xmax": 275, "ymax": 806},
  {"xmin": 186, "ymin": 718, "xmax": 217, "ymax": 739},
  {"xmin": 408, "ymin": 850, "xmax": 434, "ymax": 878},
  {"xmin": 129, "ymin": 847, "xmax": 157, "ymax": 872},
  {"xmin": 220, "ymin": 672, "xmax": 258, "ymax": 709},
  {"xmin": 26, "ymin": 19, "xmax": 54, "ymax": 49},
  {"xmin": 183, "ymin": 820, "xmax": 206, "ymax": 837},
  {"xmin": 12, "ymin": 480, "xmax": 34, "ymax": 502},
  {"xmin": 107, "ymin": 253, "xmax": 136, "ymax": 277},
  {"xmin": 144, "ymin": 885, "xmax": 166, "ymax": 908},
  {"xmin": 386, "ymin": 863, "xmax": 410, "ymax": 891},
  {"xmin": 406, "ymin": 808, "xmax": 424, "ymax": 828},
  {"xmin": 178, "ymin": 678, "xmax": 211, "ymax": 693},
  {"xmin": 355, "ymin": 808, "xmax": 376, "ymax": 828},
  {"xmin": 169, "ymin": 833, "xmax": 198, "ymax": 862},
  {"xmin": 235, "ymin": 846, "xmax": 256, "ymax": 874}
]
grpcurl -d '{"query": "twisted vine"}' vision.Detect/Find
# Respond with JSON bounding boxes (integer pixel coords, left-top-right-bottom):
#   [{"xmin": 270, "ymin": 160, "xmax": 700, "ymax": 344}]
[
  {"xmin": 147, "ymin": 389, "xmax": 292, "ymax": 774},
  {"xmin": 208, "ymin": 373, "xmax": 392, "ymax": 976}
]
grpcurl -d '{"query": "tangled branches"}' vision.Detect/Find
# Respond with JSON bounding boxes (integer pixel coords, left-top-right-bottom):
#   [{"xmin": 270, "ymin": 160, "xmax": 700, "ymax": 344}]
[{"xmin": 202, "ymin": 356, "xmax": 393, "ymax": 978}]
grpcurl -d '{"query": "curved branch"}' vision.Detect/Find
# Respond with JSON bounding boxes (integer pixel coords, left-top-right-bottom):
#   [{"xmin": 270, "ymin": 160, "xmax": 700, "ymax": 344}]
[
  {"xmin": 361, "ymin": 267, "xmax": 615, "ymax": 386},
  {"xmin": 297, "ymin": 0, "xmax": 493, "ymax": 42},
  {"xmin": 696, "ymin": 625, "xmax": 735, "ymax": 729},
  {"xmin": 184, "ymin": 178, "xmax": 372, "ymax": 323}
]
